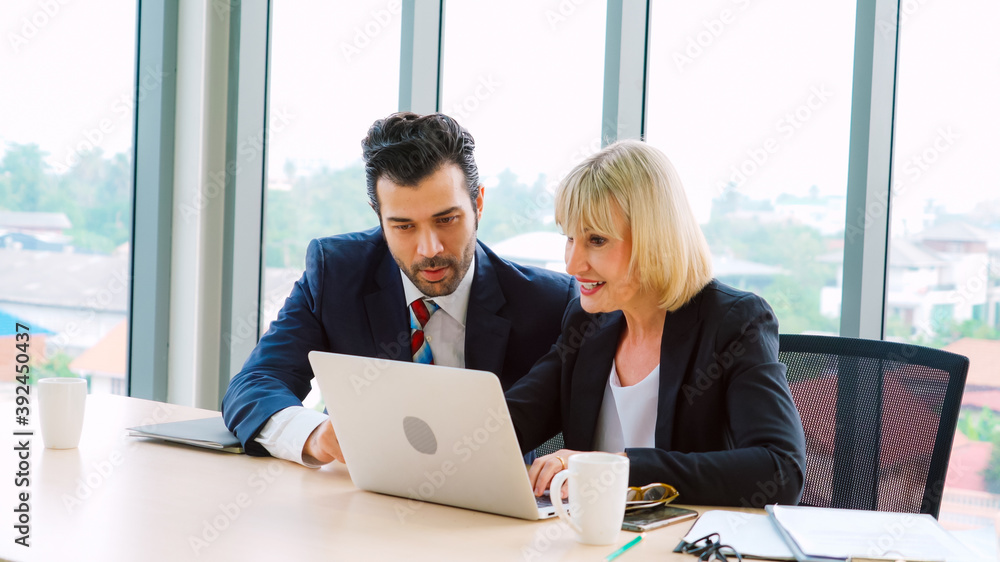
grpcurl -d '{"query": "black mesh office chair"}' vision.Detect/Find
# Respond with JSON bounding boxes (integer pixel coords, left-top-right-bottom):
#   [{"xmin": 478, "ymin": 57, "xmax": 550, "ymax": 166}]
[
  {"xmin": 534, "ymin": 433, "xmax": 565, "ymax": 459},
  {"xmin": 778, "ymin": 334, "xmax": 969, "ymax": 517}
]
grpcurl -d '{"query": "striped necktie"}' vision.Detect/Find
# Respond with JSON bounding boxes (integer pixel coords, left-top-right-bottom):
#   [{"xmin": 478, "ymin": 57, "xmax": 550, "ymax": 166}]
[{"xmin": 409, "ymin": 299, "xmax": 440, "ymax": 364}]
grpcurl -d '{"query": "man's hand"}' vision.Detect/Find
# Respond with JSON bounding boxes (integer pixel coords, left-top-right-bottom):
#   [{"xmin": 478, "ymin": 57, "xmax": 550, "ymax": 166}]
[{"xmin": 303, "ymin": 419, "xmax": 344, "ymax": 465}]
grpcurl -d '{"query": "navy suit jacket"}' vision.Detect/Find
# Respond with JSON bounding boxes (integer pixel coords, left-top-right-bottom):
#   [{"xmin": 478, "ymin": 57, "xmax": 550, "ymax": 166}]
[
  {"xmin": 506, "ymin": 280, "xmax": 807, "ymax": 506},
  {"xmin": 223, "ymin": 227, "xmax": 576, "ymax": 456}
]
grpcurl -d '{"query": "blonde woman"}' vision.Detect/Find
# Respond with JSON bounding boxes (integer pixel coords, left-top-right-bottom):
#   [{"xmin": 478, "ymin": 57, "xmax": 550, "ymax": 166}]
[{"xmin": 506, "ymin": 140, "xmax": 806, "ymax": 506}]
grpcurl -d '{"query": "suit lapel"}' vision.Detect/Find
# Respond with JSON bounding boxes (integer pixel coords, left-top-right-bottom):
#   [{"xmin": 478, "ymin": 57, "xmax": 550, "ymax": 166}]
[
  {"xmin": 571, "ymin": 311, "xmax": 623, "ymax": 449},
  {"xmin": 363, "ymin": 249, "xmax": 409, "ymax": 361},
  {"xmin": 464, "ymin": 244, "xmax": 510, "ymax": 376},
  {"xmin": 653, "ymin": 292, "xmax": 705, "ymax": 451}
]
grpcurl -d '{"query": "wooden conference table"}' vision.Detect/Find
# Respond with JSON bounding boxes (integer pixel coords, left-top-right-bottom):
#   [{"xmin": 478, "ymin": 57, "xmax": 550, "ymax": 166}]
[{"xmin": 0, "ymin": 394, "xmax": 773, "ymax": 561}]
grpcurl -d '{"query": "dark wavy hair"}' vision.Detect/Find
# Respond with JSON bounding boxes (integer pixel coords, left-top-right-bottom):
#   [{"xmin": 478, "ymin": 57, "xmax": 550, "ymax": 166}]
[{"xmin": 361, "ymin": 112, "xmax": 481, "ymax": 216}]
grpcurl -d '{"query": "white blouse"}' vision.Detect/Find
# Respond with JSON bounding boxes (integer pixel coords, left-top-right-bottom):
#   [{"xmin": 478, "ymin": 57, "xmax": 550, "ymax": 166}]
[{"xmin": 593, "ymin": 360, "xmax": 660, "ymax": 452}]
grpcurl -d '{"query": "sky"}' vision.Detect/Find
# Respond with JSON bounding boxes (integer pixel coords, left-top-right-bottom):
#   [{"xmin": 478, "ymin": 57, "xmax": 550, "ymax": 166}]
[{"xmin": 2, "ymin": 0, "xmax": 998, "ymax": 232}]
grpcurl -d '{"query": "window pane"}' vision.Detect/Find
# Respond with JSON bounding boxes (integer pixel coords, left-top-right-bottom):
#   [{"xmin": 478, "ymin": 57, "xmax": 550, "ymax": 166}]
[
  {"xmin": 885, "ymin": 0, "xmax": 1000, "ymax": 534},
  {"xmin": 645, "ymin": 1, "xmax": 856, "ymax": 334},
  {"xmin": 262, "ymin": 1, "xmax": 401, "ymax": 338},
  {"xmin": 0, "ymin": 2, "xmax": 137, "ymax": 397},
  {"xmin": 440, "ymin": 0, "xmax": 606, "ymax": 265}
]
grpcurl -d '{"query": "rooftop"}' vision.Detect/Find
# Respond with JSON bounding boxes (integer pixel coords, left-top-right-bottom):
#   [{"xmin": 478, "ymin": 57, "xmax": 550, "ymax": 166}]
[
  {"xmin": 0, "ymin": 309, "xmax": 54, "ymax": 337},
  {"xmin": 917, "ymin": 222, "xmax": 991, "ymax": 244},
  {"xmin": 713, "ymin": 255, "xmax": 785, "ymax": 277},
  {"xmin": 0, "ymin": 211, "xmax": 72, "ymax": 230},
  {"xmin": 0, "ymin": 248, "xmax": 129, "ymax": 311},
  {"xmin": 888, "ymin": 238, "xmax": 948, "ymax": 268},
  {"xmin": 945, "ymin": 432, "xmax": 991, "ymax": 492},
  {"xmin": 69, "ymin": 319, "xmax": 126, "ymax": 378},
  {"xmin": 943, "ymin": 338, "xmax": 1000, "ymax": 389}
]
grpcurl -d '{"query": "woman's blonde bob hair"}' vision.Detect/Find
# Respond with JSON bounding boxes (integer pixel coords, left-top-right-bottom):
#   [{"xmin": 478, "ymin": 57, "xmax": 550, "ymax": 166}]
[{"xmin": 555, "ymin": 140, "xmax": 713, "ymax": 312}]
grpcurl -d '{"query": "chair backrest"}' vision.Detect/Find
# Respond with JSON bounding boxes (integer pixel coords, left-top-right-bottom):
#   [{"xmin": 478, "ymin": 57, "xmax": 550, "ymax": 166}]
[
  {"xmin": 534, "ymin": 432, "xmax": 565, "ymax": 459},
  {"xmin": 778, "ymin": 334, "xmax": 969, "ymax": 517}
]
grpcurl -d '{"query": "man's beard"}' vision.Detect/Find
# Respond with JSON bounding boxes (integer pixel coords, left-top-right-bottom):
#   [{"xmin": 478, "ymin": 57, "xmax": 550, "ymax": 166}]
[{"xmin": 396, "ymin": 237, "xmax": 477, "ymax": 297}]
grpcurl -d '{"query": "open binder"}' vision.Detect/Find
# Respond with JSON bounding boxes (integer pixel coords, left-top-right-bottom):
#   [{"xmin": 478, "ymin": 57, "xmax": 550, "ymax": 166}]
[{"xmin": 678, "ymin": 506, "xmax": 984, "ymax": 562}]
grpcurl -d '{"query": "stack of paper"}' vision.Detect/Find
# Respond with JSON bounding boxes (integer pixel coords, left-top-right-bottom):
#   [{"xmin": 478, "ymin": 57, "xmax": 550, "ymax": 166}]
[
  {"xmin": 680, "ymin": 507, "xmax": 988, "ymax": 561},
  {"xmin": 767, "ymin": 505, "xmax": 981, "ymax": 562}
]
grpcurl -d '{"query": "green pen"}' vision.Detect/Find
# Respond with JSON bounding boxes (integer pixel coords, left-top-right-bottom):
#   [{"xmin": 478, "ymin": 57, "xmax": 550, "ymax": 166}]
[{"xmin": 605, "ymin": 535, "xmax": 643, "ymax": 561}]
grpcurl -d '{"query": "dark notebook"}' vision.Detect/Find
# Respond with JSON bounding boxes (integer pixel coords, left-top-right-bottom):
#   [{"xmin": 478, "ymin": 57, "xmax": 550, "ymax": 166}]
[{"xmin": 127, "ymin": 417, "xmax": 244, "ymax": 453}]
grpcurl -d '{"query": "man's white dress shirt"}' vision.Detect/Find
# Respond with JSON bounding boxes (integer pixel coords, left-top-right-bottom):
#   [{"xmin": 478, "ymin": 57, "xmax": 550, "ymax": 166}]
[{"xmin": 255, "ymin": 258, "xmax": 476, "ymax": 466}]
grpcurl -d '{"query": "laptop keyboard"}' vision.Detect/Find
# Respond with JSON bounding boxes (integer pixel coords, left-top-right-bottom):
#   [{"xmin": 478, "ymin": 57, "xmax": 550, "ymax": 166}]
[{"xmin": 535, "ymin": 494, "xmax": 569, "ymax": 509}]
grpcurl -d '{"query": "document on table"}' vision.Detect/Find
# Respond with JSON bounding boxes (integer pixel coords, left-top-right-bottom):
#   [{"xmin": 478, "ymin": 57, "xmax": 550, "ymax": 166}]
[
  {"xmin": 767, "ymin": 505, "xmax": 981, "ymax": 562},
  {"xmin": 681, "ymin": 510, "xmax": 795, "ymax": 560},
  {"xmin": 127, "ymin": 417, "xmax": 244, "ymax": 453},
  {"xmin": 681, "ymin": 507, "xmax": 987, "ymax": 562}
]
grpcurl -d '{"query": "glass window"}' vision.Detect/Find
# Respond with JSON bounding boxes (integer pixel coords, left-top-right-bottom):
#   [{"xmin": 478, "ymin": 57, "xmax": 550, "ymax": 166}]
[
  {"xmin": 262, "ymin": 2, "xmax": 401, "ymax": 408},
  {"xmin": 262, "ymin": 1, "xmax": 401, "ymax": 336},
  {"xmin": 885, "ymin": 0, "xmax": 1000, "ymax": 533},
  {"xmin": 0, "ymin": 1, "xmax": 137, "ymax": 396},
  {"xmin": 439, "ymin": 0, "xmax": 606, "ymax": 268},
  {"xmin": 645, "ymin": 1, "xmax": 857, "ymax": 335}
]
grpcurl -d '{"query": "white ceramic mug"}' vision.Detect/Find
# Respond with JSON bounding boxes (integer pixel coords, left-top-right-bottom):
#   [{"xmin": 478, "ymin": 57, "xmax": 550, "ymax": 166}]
[
  {"xmin": 549, "ymin": 452, "xmax": 629, "ymax": 545},
  {"xmin": 38, "ymin": 378, "xmax": 88, "ymax": 449}
]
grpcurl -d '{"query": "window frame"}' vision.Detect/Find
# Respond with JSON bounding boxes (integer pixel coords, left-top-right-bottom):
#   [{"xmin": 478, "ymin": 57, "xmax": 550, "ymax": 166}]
[{"xmin": 129, "ymin": 0, "xmax": 902, "ymax": 402}]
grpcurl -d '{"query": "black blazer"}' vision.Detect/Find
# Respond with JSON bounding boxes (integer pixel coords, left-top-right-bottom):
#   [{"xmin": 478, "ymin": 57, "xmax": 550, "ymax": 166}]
[
  {"xmin": 222, "ymin": 227, "xmax": 576, "ymax": 456},
  {"xmin": 506, "ymin": 280, "xmax": 806, "ymax": 507}
]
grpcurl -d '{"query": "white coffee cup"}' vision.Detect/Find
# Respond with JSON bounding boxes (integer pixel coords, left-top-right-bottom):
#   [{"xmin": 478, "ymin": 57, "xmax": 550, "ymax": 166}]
[
  {"xmin": 37, "ymin": 378, "xmax": 88, "ymax": 449},
  {"xmin": 549, "ymin": 452, "xmax": 629, "ymax": 545}
]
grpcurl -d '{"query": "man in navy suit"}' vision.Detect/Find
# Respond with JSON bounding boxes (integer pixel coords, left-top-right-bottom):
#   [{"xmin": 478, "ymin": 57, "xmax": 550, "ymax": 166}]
[{"xmin": 222, "ymin": 112, "xmax": 575, "ymax": 466}]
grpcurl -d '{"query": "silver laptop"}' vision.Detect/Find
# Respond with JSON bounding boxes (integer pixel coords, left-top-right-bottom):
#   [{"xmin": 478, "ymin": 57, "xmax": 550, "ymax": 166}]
[{"xmin": 308, "ymin": 351, "xmax": 558, "ymax": 520}]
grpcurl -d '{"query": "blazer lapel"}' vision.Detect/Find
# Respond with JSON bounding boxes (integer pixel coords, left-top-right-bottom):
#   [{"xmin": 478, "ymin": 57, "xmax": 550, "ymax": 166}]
[
  {"xmin": 571, "ymin": 311, "xmax": 623, "ymax": 449},
  {"xmin": 363, "ymin": 249, "xmax": 409, "ymax": 362},
  {"xmin": 653, "ymin": 293, "xmax": 704, "ymax": 451},
  {"xmin": 464, "ymin": 244, "xmax": 510, "ymax": 375}
]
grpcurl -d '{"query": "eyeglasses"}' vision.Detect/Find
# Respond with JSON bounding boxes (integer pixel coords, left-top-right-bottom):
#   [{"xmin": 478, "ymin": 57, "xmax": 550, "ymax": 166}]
[
  {"xmin": 673, "ymin": 533, "xmax": 743, "ymax": 561},
  {"xmin": 625, "ymin": 483, "xmax": 679, "ymax": 509}
]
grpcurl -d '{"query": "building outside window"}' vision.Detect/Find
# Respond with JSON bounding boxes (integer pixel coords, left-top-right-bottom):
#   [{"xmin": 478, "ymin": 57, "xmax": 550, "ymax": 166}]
[{"xmin": 0, "ymin": 1, "xmax": 137, "ymax": 396}]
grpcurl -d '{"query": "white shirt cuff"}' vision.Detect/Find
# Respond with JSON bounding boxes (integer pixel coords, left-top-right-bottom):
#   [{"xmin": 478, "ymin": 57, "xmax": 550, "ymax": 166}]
[{"xmin": 255, "ymin": 406, "xmax": 329, "ymax": 468}]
